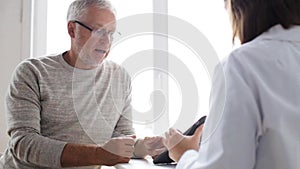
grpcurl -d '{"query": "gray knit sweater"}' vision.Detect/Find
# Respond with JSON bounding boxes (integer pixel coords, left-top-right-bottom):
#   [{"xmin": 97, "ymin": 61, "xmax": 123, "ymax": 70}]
[{"xmin": 0, "ymin": 53, "xmax": 134, "ymax": 169}]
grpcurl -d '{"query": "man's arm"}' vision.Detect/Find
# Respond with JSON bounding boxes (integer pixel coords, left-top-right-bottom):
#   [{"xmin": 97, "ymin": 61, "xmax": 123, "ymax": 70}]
[
  {"xmin": 10, "ymin": 129, "xmax": 134, "ymax": 168},
  {"xmin": 61, "ymin": 137, "xmax": 135, "ymax": 167},
  {"xmin": 7, "ymin": 62, "xmax": 67, "ymax": 168}
]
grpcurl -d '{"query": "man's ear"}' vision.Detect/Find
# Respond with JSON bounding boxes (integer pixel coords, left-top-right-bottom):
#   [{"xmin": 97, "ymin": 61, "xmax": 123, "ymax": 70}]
[{"xmin": 67, "ymin": 21, "xmax": 75, "ymax": 38}]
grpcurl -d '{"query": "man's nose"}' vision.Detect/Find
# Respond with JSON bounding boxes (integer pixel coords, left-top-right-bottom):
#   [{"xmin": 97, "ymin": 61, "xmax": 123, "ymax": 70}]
[{"xmin": 97, "ymin": 32, "xmax": 112, "ymax": 45}]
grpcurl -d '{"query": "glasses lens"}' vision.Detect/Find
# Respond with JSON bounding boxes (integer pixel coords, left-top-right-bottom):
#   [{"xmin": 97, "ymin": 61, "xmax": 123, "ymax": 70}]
[
  {"xmin": 93, "ymin": 29, "xmax": 121, "ymax": 41},
  {"xmin": 112, "ymin": 31, "xmax": 121, "ymax": 40},
  {"xmin": 94, "ymin": 29, "xmax": 106, "ymax": 37}
]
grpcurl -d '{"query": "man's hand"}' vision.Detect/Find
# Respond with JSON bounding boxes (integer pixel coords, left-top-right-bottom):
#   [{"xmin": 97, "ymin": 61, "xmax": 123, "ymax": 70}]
[
  {"xmin": 162, "ymin": 125, "xmax": 203, "ymax": 162},
  {"xmin": 143, "ymin": 136, "xmax": 166, "ymax": 158},
  {"xmin": 99, "ymin": 137, "xmax": 135, "ymax": 165},
  {"xmin": 102, "ymin": 137, "xmax": 135, "ymax": 158}
]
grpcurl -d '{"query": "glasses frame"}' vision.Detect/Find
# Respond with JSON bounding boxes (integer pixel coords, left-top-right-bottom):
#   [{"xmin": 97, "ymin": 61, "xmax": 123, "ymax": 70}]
[
  {"xmin": 72, "ymin": 20, "xmax": 121, "ymax": 40},
  {"xmin": 72, "ymin": 20, "xmax": 94, "ymax": 32}
]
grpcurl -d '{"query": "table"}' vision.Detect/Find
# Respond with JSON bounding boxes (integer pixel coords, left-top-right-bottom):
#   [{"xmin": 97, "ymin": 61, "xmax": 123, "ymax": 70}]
[{"xmin": 102, "ymin": 157, "xmax": 176, "ymax": 169}]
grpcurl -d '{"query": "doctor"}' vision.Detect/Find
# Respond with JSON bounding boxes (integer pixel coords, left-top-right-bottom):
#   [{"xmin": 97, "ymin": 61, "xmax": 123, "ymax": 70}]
[{"xmin": 163, "ymin": 0, "xmax": 300, "ymax": 169}]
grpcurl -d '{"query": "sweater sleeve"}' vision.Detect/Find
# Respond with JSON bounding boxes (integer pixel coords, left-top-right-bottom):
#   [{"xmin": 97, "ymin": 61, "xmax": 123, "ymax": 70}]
[
  {"xmin": 6, "ymin": 61, "xmax": 67, "ymax": 168},
  {"xmin": 112, "ymin": 68, "xmax": 135, "ymax": 137}
]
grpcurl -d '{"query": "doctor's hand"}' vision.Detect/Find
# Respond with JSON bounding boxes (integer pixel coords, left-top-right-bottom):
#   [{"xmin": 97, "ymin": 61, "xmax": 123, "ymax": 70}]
[
  {"xmin": 162, "ymin": 125, "xmax": 203, "ymax": 162},
  {"xmin": 99, "ymin": 137, "xmax": 135, "ymax": 165}
]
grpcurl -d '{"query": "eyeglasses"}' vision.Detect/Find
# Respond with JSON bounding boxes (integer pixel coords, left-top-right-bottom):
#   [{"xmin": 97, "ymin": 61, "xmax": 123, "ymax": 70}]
[{"xmin": 72, "ymin": 20, "xmax": 121, "ymax": 40}]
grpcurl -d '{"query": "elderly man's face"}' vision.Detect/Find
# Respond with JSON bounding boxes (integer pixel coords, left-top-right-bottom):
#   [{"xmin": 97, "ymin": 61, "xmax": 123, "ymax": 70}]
[{"xmin": 72, "ymin": 7, "xmax": 116, "ymax": 67}]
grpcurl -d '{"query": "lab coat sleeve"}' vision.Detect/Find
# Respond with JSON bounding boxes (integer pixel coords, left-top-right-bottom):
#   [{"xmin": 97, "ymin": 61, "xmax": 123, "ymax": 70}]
[{"xmin": 177, "ymin": 53, "xmax": 263, "ymax": 169}]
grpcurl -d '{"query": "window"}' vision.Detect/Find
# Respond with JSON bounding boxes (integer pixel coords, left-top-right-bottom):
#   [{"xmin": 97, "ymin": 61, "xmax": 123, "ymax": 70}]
[
  {"xmin": 46, "ymin": 0, "xmax": 74, "ymax": 54},
  {"xmin": 43, "ymin": 0, "xmax": 233, "ymax": 137},
  {"xmin": 167, "ymin": 0, "xmax": 233, "ymax": 133}
]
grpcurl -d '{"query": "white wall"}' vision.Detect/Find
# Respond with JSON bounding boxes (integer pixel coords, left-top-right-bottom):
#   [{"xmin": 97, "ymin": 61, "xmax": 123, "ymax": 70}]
[{"xmin": 0, "ymin": 0, "xmax": 30, "ymax": 152}]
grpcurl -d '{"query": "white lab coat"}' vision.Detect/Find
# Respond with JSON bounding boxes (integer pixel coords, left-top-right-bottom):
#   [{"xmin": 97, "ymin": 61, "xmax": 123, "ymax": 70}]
[{"xmin": 177, "ymin": 25, "xmax": 300, "ymax": 169}]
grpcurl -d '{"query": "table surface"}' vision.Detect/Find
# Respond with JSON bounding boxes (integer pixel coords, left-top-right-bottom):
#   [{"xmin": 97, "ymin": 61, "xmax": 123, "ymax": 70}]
[{"xmin": 102, "ymin": 157, "xmax": 176, "ymax": 169}]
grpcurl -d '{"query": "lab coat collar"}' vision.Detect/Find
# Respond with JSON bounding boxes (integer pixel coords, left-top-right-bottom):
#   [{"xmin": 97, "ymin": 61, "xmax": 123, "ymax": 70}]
[{"xmin": 256, "ymin": 24, "xmax": 300, "ymax": 43}]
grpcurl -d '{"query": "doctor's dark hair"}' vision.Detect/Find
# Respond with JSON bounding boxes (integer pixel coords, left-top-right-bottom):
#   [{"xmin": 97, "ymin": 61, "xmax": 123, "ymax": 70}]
[
  {"xmin": 67, "ymin": 0, "xmax": 115, "ymax": 21},
  {"xmin": 226, "ymin": 0, "xmax": 300, "ymax": 44}
]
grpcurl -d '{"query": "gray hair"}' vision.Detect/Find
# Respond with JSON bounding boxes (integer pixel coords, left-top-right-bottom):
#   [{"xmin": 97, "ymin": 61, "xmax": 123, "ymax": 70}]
[{"xmin": 67, "ymin": 0, "xmax": 115, "ymax": 21}]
